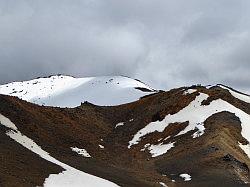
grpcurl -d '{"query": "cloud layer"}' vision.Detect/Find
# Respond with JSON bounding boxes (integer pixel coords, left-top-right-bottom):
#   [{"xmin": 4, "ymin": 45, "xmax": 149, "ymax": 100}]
[{"xmin": 0, "ymin": 0, "xmax": 249, "ymax": 93}]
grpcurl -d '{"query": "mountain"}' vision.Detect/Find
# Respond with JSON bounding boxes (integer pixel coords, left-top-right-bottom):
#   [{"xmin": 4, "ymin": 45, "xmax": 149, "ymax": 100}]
[
  {"xmin": 0, "ymin": 75, "xmax": 156, "ymax": 107},
  {"xmin": 0, "ymin": 77, "xmax": 250, "ymax": 187}
]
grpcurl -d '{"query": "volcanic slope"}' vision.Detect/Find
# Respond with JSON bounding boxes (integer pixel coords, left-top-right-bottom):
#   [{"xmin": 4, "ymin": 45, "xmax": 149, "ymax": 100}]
[{"xmin": 0, "ymin": 84, "xmax": 250, "ymax": 187}]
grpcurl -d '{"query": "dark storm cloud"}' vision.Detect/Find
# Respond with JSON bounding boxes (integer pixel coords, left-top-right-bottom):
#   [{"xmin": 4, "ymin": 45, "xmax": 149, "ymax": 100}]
[{"xmin": 0, "ymin": 0, "xmax": 249, "ymax": 93}]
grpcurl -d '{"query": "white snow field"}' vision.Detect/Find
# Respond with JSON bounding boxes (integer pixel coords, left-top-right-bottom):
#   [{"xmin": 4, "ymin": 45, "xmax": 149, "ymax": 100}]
[
  {"xmin": 128, "ymin": 92, "xmax": 250, "ymax": 158},
  {"xmin": 0, "ymin": 114, "xmax": 119, "ymax": 187},
  {"xmin": 0, "ymin": 75, "xmax": 155, "ymax": 107}
]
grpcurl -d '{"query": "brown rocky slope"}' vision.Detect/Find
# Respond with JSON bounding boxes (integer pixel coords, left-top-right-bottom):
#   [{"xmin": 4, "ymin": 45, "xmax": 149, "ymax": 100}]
[{"xmin": 0, "ymin": 85, "xmax": 250, "ymax": 187}]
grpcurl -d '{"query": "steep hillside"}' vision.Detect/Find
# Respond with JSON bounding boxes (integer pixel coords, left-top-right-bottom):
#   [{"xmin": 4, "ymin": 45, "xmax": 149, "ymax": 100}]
[
  {"xmin": 0, "ymin": 75, "xmax": 156, "ymax": 107},
  {"xmin": 0, "ymin": 83, "xmax": 250, "ymax": 187}
]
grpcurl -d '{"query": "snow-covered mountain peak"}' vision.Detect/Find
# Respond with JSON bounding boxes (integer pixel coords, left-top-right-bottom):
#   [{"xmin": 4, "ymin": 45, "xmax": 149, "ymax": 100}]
[{"xmin": 0, "ymin": 75, "xmax": 156, "ymax": 107}]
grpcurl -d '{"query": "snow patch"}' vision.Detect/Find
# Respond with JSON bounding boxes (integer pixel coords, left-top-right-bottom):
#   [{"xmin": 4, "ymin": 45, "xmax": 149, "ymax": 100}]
[
  {"xmin": 183, "ymin": 89, "xmax": 197, "ymax": 95},
  {"xmin": 146, "ymin": 142, "xmax": 175, "ymax": 157},
  {"xmin": 179, "ymin": 173, "xmax": 191, "ymax": 181},
  {"xmin": 115, "ymin": 122, "xmax": 124, "ymax": 128},
  {"xmin": 164, "ymin": 136, "xmax": 171, "ymax": 141},
  {"xmin": 99, "ymin": 144, "xmax": 104, "ymax": 149},
  {"xmin": 71, "ymin": 147, "xmax": 91, "ymax": 158},
  {"xmin": 159, "ymin": 182, "xmax": 167, "ymax": 187},
  {"xmin": 158, "ymin": 138, "xmax": 163, "ymax": 142}
]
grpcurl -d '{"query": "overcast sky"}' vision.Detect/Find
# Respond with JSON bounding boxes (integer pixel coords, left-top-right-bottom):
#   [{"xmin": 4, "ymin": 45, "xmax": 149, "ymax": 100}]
[{"xmin": 0, "ymin": 0, "xmax": 249, "ymax": 93}]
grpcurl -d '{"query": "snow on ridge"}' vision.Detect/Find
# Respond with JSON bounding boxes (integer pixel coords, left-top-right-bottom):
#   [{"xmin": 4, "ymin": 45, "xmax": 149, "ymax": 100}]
[
  {"xmin": 71, "ymin": 147, "xmax": 91, "ymax": 158},
  {"xmin": 128, "ymin": 92, "xmax": 250, "ymax": 159},
  {"xmin": 0, "ymin": 75, "xmax": 156, "ymax": 107},
  {"xmin": 0, "ymin": 114, "xmax": 119, "ymax": 187},
  {"xmin": 218, "ymin": 84, "xmax": 250, "ymax": 104}
]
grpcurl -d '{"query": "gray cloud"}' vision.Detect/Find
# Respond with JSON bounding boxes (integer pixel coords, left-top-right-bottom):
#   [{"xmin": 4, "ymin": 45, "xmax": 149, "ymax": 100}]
[{"xmin": 0, "ymin": 0, "xmax": 249, "ymax": 93}]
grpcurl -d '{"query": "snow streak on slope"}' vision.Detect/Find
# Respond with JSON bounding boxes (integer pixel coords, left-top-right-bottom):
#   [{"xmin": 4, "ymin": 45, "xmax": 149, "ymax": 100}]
[
  {"xmin": 159, "ymin": 182, "xmax": 167, "ymax": 186},
  {"xmin": 128, "ymin": 93, "xmax": 250, "ymax": 158},
  {"xmin": 0, "ymin": 114, "xmax": 119, "ymax": 187},
  {"xmin": 115, "ymin": 122, "xmax": 125, "ymax": 128},
  {"xmin": 0, "ymin": 75, "xmax": 155, "ymax": 107},
  {"xmin": 218, "ymin": 85, "xmax": 250, "ymax": 104}
]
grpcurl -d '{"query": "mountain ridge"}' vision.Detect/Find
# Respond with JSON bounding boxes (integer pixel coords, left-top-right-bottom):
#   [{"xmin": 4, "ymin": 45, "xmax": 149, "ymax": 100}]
[
  {"xmin": 0, "ymin": 78, "xmax": 250, "ymax": 186},
  {"xmin": 1, "ymin": 75, "xmax": 250, "ymax": 107}
]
